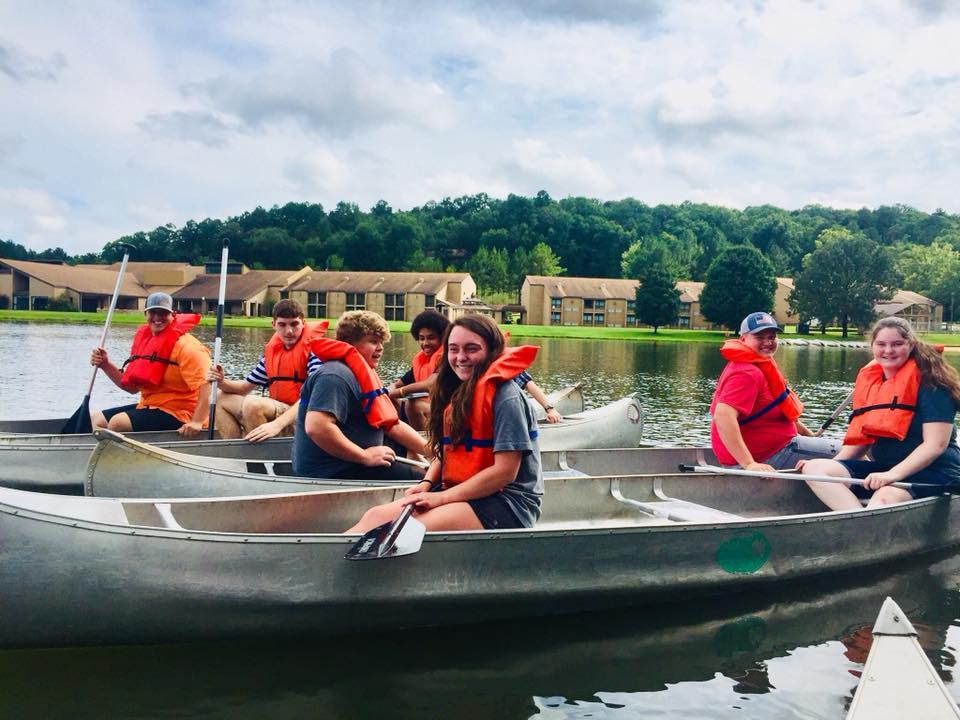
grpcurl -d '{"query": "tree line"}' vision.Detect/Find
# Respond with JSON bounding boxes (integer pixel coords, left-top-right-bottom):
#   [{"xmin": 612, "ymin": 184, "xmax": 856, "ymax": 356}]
[{"xmin": 3, "ymin": 192, "xmax": 959, "ymax": 332}]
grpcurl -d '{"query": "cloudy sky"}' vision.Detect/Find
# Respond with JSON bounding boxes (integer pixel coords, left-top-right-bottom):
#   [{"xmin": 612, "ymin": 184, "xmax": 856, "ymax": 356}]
[{"xmin": 1, "ymin": 0, "xmax": 958, "ymax": 255}]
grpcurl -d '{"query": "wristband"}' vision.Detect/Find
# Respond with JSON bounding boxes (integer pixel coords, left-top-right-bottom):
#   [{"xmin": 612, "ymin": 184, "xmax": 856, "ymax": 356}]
[{"xmin": 545, "ymin": 405, "xmax": 555, "ymax": 411}]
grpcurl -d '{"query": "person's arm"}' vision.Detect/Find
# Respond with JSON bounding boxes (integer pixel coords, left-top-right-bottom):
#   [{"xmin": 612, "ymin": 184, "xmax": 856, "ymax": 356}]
[
  {"xmin": 388, "ymin": 373, "xmax": 438, "ymax": 400},
  {"xmin": 863, "ymin": 422, "xmax": 955, "ymax": 489},
  {"xmin": 206, "ymin": 363, "xmax": 257, "ymax": 396},
  {"xmin": 385, "ymin": 419, "xmax": 432, "ymax": 458},
  {"xmin": 404, "ymin": 451, "xmax": 522, "ymax": 510},
  {"xmin": 795, "ymin": 420, "xmax": 813, "ymax": 437},
  {"xmin": 244, "ymin": 400, "xmax": 300, "ymax": 443},
  {"xmin": 178, "ymin": 381, "xmax": 211, "ymax": 437},
  {"xmin": 303, "ymin": 410, "xmax": 396, "ymax": 467},
  {"xmin": 713, "ymin": 402, "xmax": 775, "ymax": 472},
  {"xmin": 523, "ymin": 379, "xmax": 561, "ymax": 423},
  {"xmin": 90, "ymin": 348, "xmax": 139, "ymax": 394}
]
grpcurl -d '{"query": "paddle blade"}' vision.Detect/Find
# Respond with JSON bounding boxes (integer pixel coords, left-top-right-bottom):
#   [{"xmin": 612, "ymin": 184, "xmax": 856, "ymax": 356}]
[
  {"xmin": 61, "ymin": 396, "xmax": 93, "ymax": 435},
  {"xmin": 344, "ymin": 516, "xmax": 427, "ymax": 561}
]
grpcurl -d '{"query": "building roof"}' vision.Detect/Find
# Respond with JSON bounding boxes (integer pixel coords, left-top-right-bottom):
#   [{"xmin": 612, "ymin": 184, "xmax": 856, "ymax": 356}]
[
  {"xmin": 525, "ymin": 275, "xmax": 639, "ymax": 299},
  {"xmin": 0, "ymin": 258, "xmax": 146, "ymax": 297},
  {"xmin": 288, "ymin": 271, "xmax": 470, "ymax": 295},
  {"xmin": 172, "ymin": 269, "xmax": 304, "ymax": 301},
  {"xmin": 674, "ymin": 280, "xmax": 704, "ymax": 303}
]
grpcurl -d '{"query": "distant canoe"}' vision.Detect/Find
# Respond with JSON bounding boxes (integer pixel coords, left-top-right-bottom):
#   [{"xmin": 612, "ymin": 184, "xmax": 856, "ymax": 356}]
[
  {"xmin": 3, "ymin": 470, "xmax": 960, "ymax": 648},
  {"xmin": 846, "ymin": 597, "xmax": 960, "ymax": 720},
  {"xmin": 85, "ymin": 428, "xmax": 712, "ymax": 498}
]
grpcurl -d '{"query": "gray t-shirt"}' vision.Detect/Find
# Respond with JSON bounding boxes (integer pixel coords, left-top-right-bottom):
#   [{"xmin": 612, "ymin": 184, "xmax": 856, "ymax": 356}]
[
  {"xmin": 486, "ymin": 380, "xmax": 544, "ymax": 526},
  {"xmin": 292, "ymin": 361, "xmax": 383, "ymax": 478}
]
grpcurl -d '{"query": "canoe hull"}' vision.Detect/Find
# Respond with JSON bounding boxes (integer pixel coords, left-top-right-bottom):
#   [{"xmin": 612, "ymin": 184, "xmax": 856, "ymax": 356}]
[{"xmin": 3, "ymin": 473, "xmax": 960, "ymax": 648}]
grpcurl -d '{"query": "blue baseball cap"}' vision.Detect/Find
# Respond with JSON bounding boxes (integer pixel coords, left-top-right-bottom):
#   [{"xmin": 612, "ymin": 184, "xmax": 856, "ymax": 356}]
[{"xmin": 739, "ymin": 312, "xmax": 783, "ymax": 335}]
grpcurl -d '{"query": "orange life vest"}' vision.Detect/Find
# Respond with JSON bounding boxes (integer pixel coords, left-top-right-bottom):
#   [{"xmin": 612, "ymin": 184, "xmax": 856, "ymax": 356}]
[
  {"xmin": 844, "ymin": 359, "xmax": 920, "ymax": 445},
  {"xmin": 719, "ymin": 339, "xmax": 804, "ymax": 424},
  {"xmin": 121, "ymin": 314, "xmax": 201, "ymax": 388},
  {"xmin": 441, "ymin": 345, "xmax": 538, "ymax": 486},
  {"xmin": 263, "ymin": 320, "xmax": 329, "ymax": 404},
  {"xmin": 412, "ymin": 349, "xmax": 443, "ymax": 383},
  {"xmin": 307, "ymin": 337, "xmax": 398, "ymax": 430}
]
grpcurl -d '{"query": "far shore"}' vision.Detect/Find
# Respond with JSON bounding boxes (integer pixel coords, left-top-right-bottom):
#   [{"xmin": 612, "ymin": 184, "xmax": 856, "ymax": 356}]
[{"xmin": 3, "ymin": 309, "xmax": 958, "ymax": 349}]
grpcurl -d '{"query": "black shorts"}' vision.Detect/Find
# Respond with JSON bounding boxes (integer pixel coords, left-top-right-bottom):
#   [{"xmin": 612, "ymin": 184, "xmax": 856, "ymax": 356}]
[
  {"xmin": 102, "ymin": 404, "xmax": 183, "ymax": 432},
  {"xmin": 466, "ymin": 493, "xmax": 524, "ymax": 530},
  {"xmin": 340, "ymin": 462, "xmax": 425, "ymax": 482},
  {"xmin": 840, "ymin": 459, "xmax": 957, "ymax": 500}
]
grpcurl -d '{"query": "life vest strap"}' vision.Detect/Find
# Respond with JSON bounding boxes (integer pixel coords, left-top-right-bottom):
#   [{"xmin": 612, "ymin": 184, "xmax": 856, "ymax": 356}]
[
  {"xmin": 264, "ymin": 373, "xmax": 303, "ymax": 386},
  {"xmin": 739, "ymin": 388, "xmax": 790, "ymax": 426},
  {"xmin": 358, "ymin": 386, "xmax": 390, "ymax": 413},
  {"xmin": 848, "ymin": 398, "xmax": 917, "ymax": 419},
  {"xmin": 121, "ymin": 353, "xmax": 179, "ymax": 370}
]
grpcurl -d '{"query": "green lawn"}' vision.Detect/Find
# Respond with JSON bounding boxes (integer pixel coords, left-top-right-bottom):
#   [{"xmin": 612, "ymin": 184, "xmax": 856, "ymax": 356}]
[{"xmin": 5, "ymin": 309, "xmax": 955, "ymax": 345}]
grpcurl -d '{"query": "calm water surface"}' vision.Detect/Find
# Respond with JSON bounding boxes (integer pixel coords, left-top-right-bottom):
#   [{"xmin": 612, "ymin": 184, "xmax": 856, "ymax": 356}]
[{"xmin": 2, "ymin": 321, "xmax": 960, "ymax": 719}]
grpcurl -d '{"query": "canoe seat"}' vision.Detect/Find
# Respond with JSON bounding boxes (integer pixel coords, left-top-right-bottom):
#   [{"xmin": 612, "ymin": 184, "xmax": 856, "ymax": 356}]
[
  {"xmin": 123, "ymin": 502, "xmax": 184, "ymax": 530},
  {"xmin": 611, "ymin": 479, "xmax": 743, "ymax": 523}
]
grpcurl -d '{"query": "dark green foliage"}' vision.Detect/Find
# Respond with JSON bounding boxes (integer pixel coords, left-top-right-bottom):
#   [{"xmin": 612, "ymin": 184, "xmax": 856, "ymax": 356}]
[
  {"xmin": 47, "ymin": 294, "xmax": 78, "ymax": 311},
  {"xmin": 700, "ymin": 246, "xmax": 777, "ymax": 331},
  {"xmin": 790, "ymin": 228, "xmax": 901, "ymax": 337},
  {"xmin": 635, "ymin": 264, "xmax": 680, "ymax": 333}
]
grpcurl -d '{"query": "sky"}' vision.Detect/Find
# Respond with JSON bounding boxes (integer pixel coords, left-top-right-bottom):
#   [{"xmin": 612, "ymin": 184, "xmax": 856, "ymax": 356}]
[{"xmin": 1, "ymin": 0, "xmax": 959, "ymax": 255}]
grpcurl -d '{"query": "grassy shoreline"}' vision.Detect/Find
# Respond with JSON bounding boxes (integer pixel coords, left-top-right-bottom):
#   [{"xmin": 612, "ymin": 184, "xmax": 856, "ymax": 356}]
[{"xmin": 6, "ymin": 308, "xmax": 959, "ymax": 346}]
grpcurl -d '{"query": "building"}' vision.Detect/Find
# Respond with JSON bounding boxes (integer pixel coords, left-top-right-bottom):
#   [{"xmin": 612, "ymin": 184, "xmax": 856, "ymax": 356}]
[
  {"xmin": 172, "ymin": 265, "xmax": 312, "ymax": 316},
  {"xmin": 772, "ymin": 277, "xmax": 800, "ymax": 327},
  {"xmin": 521, "ymin": 275, "xmax": 640, "ymax": 327},
  {"xmin": 0, "ymin": 258, "xmax": 146, "ymax": 311},
  {"xmin": 674, "ymin": 281, "xmax": 721, "ymax": 330},
  {"xmin": 77, "ymin": 261, "xmax": 204, "ymax": 298},
  {"xmin": 285, "ymin": 271, "xmax": 476, "ymax": 321},
  {"xmin": 875, "ymin": 290, "xmax": 942, "ymax": 331}
]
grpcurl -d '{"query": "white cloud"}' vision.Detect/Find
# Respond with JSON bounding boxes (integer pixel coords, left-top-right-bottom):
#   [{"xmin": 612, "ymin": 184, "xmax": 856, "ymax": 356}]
[{"xmin": 1, "ymin": 0, "xmax": 959, "ymax": 254}]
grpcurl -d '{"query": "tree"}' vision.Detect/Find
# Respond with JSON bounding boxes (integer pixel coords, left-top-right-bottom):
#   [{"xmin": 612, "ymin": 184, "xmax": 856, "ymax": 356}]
[
  {"xmin": 790, "ymin": 228, "xmax": 901, "ymax": 337},
  {"xmin": 635, "ymin": 263, "xmax": 680, "ymax": 333},
  {"xmin": 466, "ymin": 246, "xmax": 510, "ymax": 295},
  {"xmin": 621, "ymin": 231, "xmax": 699, "ymax": 281},
  {"xmin": 700, "ymin": 246, "xmax": 777, "ymax": 331}
]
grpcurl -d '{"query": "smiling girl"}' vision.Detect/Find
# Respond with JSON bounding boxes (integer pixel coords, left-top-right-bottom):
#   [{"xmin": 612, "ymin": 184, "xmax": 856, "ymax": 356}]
[
  {"xmin": 346, "ymin": 314, "xmax": 543, "ymax": 533},
  {"xmin": 801, "ymin": 316, "xmax": 960, "ymax": 510}
]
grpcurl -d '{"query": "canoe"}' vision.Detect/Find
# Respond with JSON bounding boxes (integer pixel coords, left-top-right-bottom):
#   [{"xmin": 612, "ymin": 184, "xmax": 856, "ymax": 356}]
[
  {"xmin": 846, "ymin": 596, "xmax": 960, "ymax": 719},
  {"xmin": 0, "ymin": 384, "xmax": 584, "ymax": 439},
  {"xmin": 0, "ymin": 391, "xmax": 640, "ymax": 492},
  {"xmin": 3, "ymin": 469, "xmax": 960, "ymax": 648},
  {"xmin": 85, "ymin": 428, "xmax": 716, "ymax": 498}
]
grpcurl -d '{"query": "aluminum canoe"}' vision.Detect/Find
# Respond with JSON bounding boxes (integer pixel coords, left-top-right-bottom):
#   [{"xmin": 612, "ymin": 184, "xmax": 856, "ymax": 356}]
[
  {"xmin": 846, "ymin": 597, "xmax": 960, "ymax": 719},
  {"xmin": 84, "ymin": 428, "xmax": 715, "ymax": 498},
  {"xmin": 0, "ymin": 384, "xmax": 584, "ymax": 440},
  {"xmin": 4, "ymin": 470, "xmax": 960, "ymax": 648},
  {"xmin": 1, "ymin": 390, "xmax": 637, "ymax": 492}
]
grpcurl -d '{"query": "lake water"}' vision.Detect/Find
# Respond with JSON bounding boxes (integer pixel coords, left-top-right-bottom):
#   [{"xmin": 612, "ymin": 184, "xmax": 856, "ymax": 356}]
[{"xmin": 2, "ymin": 321, "xmax": 960, "ymax": 719}]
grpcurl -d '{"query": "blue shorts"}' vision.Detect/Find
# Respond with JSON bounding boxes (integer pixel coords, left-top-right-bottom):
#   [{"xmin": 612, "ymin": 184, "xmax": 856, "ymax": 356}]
[
  {"xmin": 839, "ymin": 459, "xmax": 957, "ymax": 500},
  {"xmin": 102, "ymin": 403, "xmax": 183, "ymax": 432}
]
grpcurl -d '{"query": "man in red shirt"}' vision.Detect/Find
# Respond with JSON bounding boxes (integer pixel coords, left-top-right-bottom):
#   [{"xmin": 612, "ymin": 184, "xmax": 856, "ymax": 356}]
[{"xmin": 710, "ymin": 312, "xmax": 835, "ymax": 471}]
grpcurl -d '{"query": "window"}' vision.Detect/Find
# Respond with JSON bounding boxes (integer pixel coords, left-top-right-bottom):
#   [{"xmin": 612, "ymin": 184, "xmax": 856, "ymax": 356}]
[
  {"xmin": 595, "ymin": 299, "xmax": 606, "ymax": 309},
  {"xmin": 582, "ymin": 313, "xmax": 594, "ymax": 325},
  {"xmin": 31, "ymin": 296, "xmax": 48, "ymax": 310},
  {"xmin": 384, "ymin": 293, "xmax": 405, "ymax": 321},
  {"xmin": 345, "ymin": 292, "xmax": 365, "ymax": 311},
  {"xmin": 584, "ymin": 299, "xmax": 594, "ymax": 310},
  {"xmin": 626, "ymin": 314, "xmax": 636, "ymax": 325},
  {"xmin": 627, "ymin": 300, "xmax": 636, "ymax": 311},
  {"xmin": 550, "ymin": 311, "xmax": 561, "ymax": 324},
  {"xmin": 550, "ymin": 297, "xmax": 561, "ymax": 309},
  {"xmin": 308, "ymin": 292, "xmax": 327, "ymax": 318},
  {"xmin": 424, "ymin": 294, "xmax": 436, "ymax": 309},
  {"xmin": 595, "ymin": 313, "xmax": 605, "ymax": 325}
]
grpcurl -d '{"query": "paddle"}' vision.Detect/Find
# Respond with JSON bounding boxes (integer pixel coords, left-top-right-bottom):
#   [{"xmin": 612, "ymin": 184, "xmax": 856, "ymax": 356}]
[
  {"xmin": 814, "ymin": 388, "xmax": 855, "ymax": 437},
  {"xmin": 678, "ymin": 463, "xmax": 946, "ymax": 491},
  {"xmin": 62, "ymin": 243, "xmax": 135, "ymax": 434},
  {"xmin": 345, "ymin": 479, "xmax": 440, "ymax": 561},
  {"xmin": 207, "ymin": 239, "xmax": 229, "ymax": 440}
]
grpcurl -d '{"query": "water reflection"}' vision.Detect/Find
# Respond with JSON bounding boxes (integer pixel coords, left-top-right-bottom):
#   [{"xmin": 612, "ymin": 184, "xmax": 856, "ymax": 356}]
[{"xmin": 1, "ymin": 555, "xmax": 958, "ymax": 719}]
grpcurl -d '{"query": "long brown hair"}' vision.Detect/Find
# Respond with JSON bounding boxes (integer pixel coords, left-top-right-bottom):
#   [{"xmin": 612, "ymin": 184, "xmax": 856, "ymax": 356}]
[
  {"xmin": 869, "ymin": 316, "xmax": 960, "ymax": 407},
  {"xmin": 427, "ymin": 315, "xmax": 506, "ymax": 458}
]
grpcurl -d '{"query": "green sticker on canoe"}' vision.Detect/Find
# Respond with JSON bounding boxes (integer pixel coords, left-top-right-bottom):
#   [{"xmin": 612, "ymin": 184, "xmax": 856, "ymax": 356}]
[{"xmin": 716, "ymin": 530, "xmax": 771, "ymax": 574}]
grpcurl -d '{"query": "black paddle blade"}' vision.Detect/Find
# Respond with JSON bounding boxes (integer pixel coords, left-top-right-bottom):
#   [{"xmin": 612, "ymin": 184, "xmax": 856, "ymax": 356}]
[
  {"xmin": 61, "ymin": 396, "xmax": 93, "ymax": 435},
  {"xmin": 344, "ymin": 515, "xmax": 427, "ymax": 561}
]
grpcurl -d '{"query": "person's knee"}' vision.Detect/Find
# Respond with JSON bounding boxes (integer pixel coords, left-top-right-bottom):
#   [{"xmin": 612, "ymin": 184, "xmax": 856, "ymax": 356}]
[
  {"xmin": 91, "ymin": 412, "xmax": 108, "ymax": 429},
  {"xmin": 241, "ymin": 398, "xmax": 273, "ymax": 427},
  {"xmin": 106, "ymin": 413, "xmax": 132, "ymax": 432},
  {"xmin": 802, "ymin": 459, "xmax": 841, "ymax": 476},
  {"xmin": 869, "ymin": 488, "xmax": 910, "ymax": 507}
]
